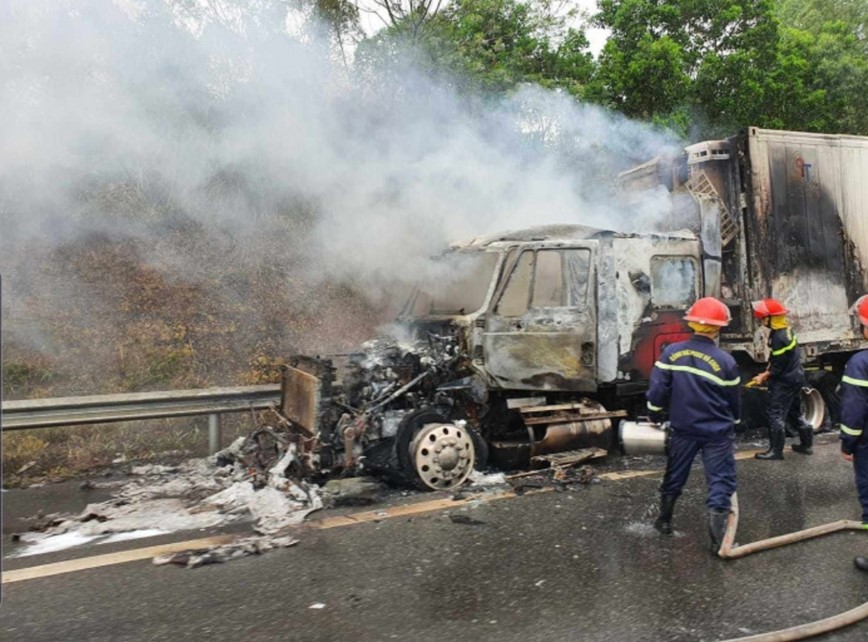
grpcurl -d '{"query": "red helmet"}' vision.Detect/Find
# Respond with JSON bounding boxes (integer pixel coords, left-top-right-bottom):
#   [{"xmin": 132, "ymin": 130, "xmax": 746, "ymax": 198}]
[
  {"xmin": 751, "ymin": 298, "xmax": 789, "ymax": 319},
  {"xmin": 684, "ymin": 297, "xmax": 731, "ymax": 327},
  {"xmin": 850, "ymin": 294, "xmax": 868, "ymax": 326}
]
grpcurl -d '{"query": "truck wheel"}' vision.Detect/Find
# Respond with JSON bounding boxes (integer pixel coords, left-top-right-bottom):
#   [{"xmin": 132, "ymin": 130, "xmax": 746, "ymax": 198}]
[
  {"xmin": 800, "ymin": 388, "xmax": 825, "ymax": 432},
  {"xmin": 806, "ymin": 370, "xmax": 840, "ymax": 432},
  {"xmin": 409, "ymin": 423, "xmax": 476, "ymax": 491},
  {"xmin": 396, "ymin": 410, "xmax": 477, "ymax": 490}
]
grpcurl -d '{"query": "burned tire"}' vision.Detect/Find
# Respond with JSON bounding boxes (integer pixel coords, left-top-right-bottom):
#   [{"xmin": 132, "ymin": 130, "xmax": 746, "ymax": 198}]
[
  {"xmin": 467, "ymin": 426, "xmax": 489, "ymax": 470},
  {"xmin": 396, "ymin": 409, "xmax": 445, "ymax": 485},
  {"xmin": 396, "ymin": 409, "xmax": 480, "ymax": 491}
]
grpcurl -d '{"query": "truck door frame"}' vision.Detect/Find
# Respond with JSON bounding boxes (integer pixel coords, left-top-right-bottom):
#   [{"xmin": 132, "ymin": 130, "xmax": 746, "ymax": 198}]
[{"xmin": 481, "ymin": 241, "xmax": 599, "ymax": 392}]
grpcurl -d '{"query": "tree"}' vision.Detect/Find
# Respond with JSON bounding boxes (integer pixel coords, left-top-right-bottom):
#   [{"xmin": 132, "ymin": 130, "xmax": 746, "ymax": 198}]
[
  {"xmin": 588, "ymin": 0, "xmax": 784, "ymax": 136},
  {"xmin": 777, "ymin": 0, "xmax": 866, "ymax": 50},
  {"xmin": 589, "ymin": 33, "xmax": 689, "ymax": 122},
  {"xmin": 362, "ymin": 0, "xmax": 445, "ymax": 46},
  {"xmin": 358, "ymin": 0, "xmax": 594, "ymax": 95},
  {"xmin": 300, "ymin": 0, "xmax": 364, "ymax": 68}
]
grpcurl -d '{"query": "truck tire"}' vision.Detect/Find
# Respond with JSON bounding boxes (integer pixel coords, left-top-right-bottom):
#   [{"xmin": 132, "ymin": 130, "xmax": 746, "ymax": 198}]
[
  {"xmin": 395, "ymin": 409, "xmax": 478, "ymax": 490},
  {"xmin": 806, "ymin": 370, "xmax": 840, "ymax": 432}
]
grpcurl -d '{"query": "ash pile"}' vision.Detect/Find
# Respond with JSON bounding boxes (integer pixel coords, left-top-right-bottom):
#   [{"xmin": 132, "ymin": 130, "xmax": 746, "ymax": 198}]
[{"xmin": 11, "ymin": 432, "xmax": 333, "ymax": 566}]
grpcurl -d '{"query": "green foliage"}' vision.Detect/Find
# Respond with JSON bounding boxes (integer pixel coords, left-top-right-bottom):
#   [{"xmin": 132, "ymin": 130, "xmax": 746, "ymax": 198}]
[
  {"xmin": 589, "ymin": 33, "xmax": 689, "ymax": 119},
  {"xmin": 590, "ymin": 0, "xmax": 779, "ymax": 136},
  {"xmin": 589, "ymin": 0, "xmax": 867, "ymax": 137},
  {"xmin": 359, "ymin": 0, "xmax": 594, "ymax": 95},
  {"xmin": 777, "ymin": 0, "xmax": 866, "ymax": 50}
]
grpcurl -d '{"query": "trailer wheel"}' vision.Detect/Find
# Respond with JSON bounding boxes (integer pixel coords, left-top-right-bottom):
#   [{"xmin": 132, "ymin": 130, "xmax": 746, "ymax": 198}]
[
  {"xmin": 800, "ymin": 388, "xmax": 825, "ymax": 432},
  {"xmin": 806, "ymin": 370, "xmax": 840, "ymax": 432}
]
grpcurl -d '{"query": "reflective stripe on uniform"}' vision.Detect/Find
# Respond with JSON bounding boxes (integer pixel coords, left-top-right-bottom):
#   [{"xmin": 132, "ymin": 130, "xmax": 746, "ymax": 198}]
[
  {"xmin": 654, "ymin": 361, "xmax": 741, "ymax": 387},
  {"xmin": 841, "ymin": 375, "xmax": 868, "ymax": 387},
  {"xmin": 771, "ymin": 335, "xmax": 798, "ymax": 356},
  {"xmin": 841, "ymin": 424, "xmax": 864, "ymax": 436},
  {"xmin": 647, "ymin": 401, "xmax": 663, "ymax": 412}
]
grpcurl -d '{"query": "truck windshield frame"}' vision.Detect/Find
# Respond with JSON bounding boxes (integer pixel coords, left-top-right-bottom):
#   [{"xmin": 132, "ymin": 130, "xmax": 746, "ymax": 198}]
[
  {"xmin": 404, "ymin": 251, "xmax": 501, "ymax": 317},
  {"xmin": 495, "ymin": 247, "xmax": 593, "ymax": 316}
]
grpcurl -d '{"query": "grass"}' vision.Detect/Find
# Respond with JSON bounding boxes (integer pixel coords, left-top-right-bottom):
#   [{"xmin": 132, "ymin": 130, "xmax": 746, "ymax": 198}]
[{"xmin": 1, "ymin": 414, "xmax": 256, "ymax": 488}]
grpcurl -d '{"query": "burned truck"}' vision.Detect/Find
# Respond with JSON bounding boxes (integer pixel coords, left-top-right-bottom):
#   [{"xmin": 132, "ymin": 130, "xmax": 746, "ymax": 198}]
[{"xmin": 270, "ymin": 127, "xmax": 868, "ymax": 490}]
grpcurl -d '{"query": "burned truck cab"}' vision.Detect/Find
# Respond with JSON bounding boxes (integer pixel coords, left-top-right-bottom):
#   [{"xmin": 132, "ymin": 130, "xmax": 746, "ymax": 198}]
[
  {"xmin": 274, "ymin": 224, "xmax": 706, "ymax": 490},
  {"xmin": 451, "ymin": 225, "xmax": 704, "ymax": 395},
  {"xmin": 394, "ymin": 225, "xmax": 705, "ymax": 473}
]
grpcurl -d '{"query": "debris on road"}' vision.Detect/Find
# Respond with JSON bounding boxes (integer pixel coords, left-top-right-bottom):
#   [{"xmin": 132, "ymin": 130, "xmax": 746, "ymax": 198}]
[
  {"xmin": 506, "ymin": 464, "xmax": 597, "ymax": 494},
  {"xmin": 322, "ymin": 477, "xmax": 387, "ymax": 506},
  {"xmin": 11, "ymin": 430, "xmax": 325, "ymax": 559},
  {"xmin": 448, "ymin": 514, "xmax": 486, "ymax": 526},
  {"xmin": 152, "ymin": 535, "xmax": 299, "ymax": 568}
]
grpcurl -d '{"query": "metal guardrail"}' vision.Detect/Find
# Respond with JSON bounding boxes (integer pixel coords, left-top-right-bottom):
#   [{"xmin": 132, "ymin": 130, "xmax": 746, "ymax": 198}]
[{"xmin": 1, "ymin": 385, "xmax": 282, "ymax": 454}]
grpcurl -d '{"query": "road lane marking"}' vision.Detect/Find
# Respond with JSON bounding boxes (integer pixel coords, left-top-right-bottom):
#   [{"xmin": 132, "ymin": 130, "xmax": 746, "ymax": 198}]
[
  {"xmin": 311, "ymin": 489, "xmax": 530, "ymax": 529},
  {"xmin": 1, "ymin": 447, "xmax": 766, "ymax": 584},
  {"xmin": 2, "ymin": 535, "xmax": 234, "ymax": 584}
]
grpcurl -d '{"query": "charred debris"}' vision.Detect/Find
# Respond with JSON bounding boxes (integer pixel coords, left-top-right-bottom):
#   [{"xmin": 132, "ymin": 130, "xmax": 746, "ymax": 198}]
[{"xmin": 254, "ymin": 323, "xmax": 617, "ymax": 492}]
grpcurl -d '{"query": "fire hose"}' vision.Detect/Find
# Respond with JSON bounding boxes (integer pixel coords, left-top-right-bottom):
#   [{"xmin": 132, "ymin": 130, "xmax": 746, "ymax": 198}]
[
  {"xmin": 717, "ymin": 493, "xmax": 868, "ymax": 641},
  {"xmin": 618, "ymin": 421, "xmax": 866, "ymax": 639}
]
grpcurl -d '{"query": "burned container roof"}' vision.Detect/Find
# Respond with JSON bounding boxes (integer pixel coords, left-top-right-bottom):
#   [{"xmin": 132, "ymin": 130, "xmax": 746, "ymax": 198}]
[{"xmin": 450, "ymin": 224, "xmax": 695, "ymax": 250}]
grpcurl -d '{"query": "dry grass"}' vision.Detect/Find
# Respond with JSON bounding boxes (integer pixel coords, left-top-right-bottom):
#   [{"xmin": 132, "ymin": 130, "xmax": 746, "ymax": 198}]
[{"xmin": 2, "ymin": 216, "xmax": 391, "ymax": 486}]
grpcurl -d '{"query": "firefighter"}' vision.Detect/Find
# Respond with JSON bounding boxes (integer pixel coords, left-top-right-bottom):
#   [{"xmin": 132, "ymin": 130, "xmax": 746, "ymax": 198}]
[
  {"xmin": 750, "ymin": 298, "xmax": 813, "ymax": 459},
  {"xmin": 840, "ymin": 295, "xmax": 868, "ymax": 572},
  {"xmin": 647, "ymin": 297, "xmax": 740, "ymax": 553}
]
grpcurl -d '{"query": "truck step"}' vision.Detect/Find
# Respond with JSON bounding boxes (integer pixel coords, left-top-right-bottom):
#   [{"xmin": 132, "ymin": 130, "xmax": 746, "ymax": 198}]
[{"xmin": 530, "ymin": 447, "xmax": 608, "ymax": 468}]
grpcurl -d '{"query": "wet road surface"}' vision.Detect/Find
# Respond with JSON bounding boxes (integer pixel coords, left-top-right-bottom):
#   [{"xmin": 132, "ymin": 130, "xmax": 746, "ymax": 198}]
[{"xmin": 2, "ymin": 435, "xmax": 867, "ymax": 641}]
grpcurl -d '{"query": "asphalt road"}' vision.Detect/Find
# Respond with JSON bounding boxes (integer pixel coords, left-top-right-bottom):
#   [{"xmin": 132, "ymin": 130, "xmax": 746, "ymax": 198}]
[{"xmin": 2, "ymin": 435, "xmax": 867, "ymax": 642}]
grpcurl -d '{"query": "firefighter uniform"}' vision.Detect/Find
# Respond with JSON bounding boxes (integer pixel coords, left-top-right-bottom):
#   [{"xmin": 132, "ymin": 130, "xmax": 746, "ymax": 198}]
[
  {"xmin": 839, "ymin": 350, "xmax": 868, "ymax": 525},
  {"xmin": 647, "ymin": 335, "xmax": 741, "ymax": 511},
  {"xmin": 766, "ymin": 326, "xmax": 812, "ymax": 444},
  {"xmin": 751, "ymin": 298, "xmax": 813, "ymax": 459}
]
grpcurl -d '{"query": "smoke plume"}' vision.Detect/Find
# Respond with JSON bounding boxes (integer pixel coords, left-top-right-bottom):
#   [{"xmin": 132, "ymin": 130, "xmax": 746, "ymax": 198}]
[{"xmin": 0, "ymin": 0, "xmax": 680, "ymax": 394}]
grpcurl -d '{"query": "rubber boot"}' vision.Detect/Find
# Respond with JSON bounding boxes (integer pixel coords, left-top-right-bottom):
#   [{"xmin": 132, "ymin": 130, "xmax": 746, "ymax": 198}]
[
  {"xmin": 708, "ymin": 508, "xmax": 729, "ymax": 554},
  {"xmin": 791, "ymin": 425, "xmax": 813, "ymax": 455},
  {"xmin": 654, "ymin": 495, "xmax": 677, "ymax": 535},
  {"xmin": 854, "ymin": 557, "xmax": 868, "ymax": 572},
  {"xmin": 755, "ymin": 428, "xmax": 785, "ymax": 460}
]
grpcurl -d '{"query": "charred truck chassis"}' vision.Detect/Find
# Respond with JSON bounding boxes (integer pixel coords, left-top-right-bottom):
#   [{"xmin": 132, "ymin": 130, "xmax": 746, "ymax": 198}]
[
  {"xmin": 264, "ymin": 127, "xmax": 868, "ymax": 490},
  {"xmin": 269, "ymin": 334, "xmax": 623, "ymax": 490}
]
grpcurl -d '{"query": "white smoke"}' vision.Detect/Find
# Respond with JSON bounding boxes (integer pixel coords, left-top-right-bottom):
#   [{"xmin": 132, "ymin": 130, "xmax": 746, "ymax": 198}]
[{"xmin": 0, "ymin": 0, "xmax": 682, "ymax": 381}]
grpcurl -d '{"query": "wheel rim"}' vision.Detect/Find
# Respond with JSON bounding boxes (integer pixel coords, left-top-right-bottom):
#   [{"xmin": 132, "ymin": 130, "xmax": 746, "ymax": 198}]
[
  {"xmin": 410, "ymin": 423, "xmax": 476, "ymax": 490},
  {"xmin": 801, "ymin": 387, "xmax": 825, "ymax": 432}
]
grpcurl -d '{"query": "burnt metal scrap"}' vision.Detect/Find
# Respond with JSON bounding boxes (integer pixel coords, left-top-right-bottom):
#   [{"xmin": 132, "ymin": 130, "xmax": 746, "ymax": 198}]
[{"xmin": 261, "ymin": 330, "xmax": 486, "ymax": 491}]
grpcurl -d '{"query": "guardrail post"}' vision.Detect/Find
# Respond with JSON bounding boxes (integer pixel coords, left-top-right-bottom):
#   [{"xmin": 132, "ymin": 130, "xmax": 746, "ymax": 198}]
[{"xmin": 208, "ymin": 413, "xmax": 223, "ymax": 455}]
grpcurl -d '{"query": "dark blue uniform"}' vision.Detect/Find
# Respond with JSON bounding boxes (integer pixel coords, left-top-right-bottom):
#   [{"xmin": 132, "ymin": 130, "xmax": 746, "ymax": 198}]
[
  {"xmin": 767, "ymin": 327, "xmax": 809, "ymax": 435},
  {"xmin": 839, "ymin": 350, "xmax": 868, "ymax": 524},
  {"xmin": 647, "ymin": 335, "xmax": 741, "ymax": 511}
]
